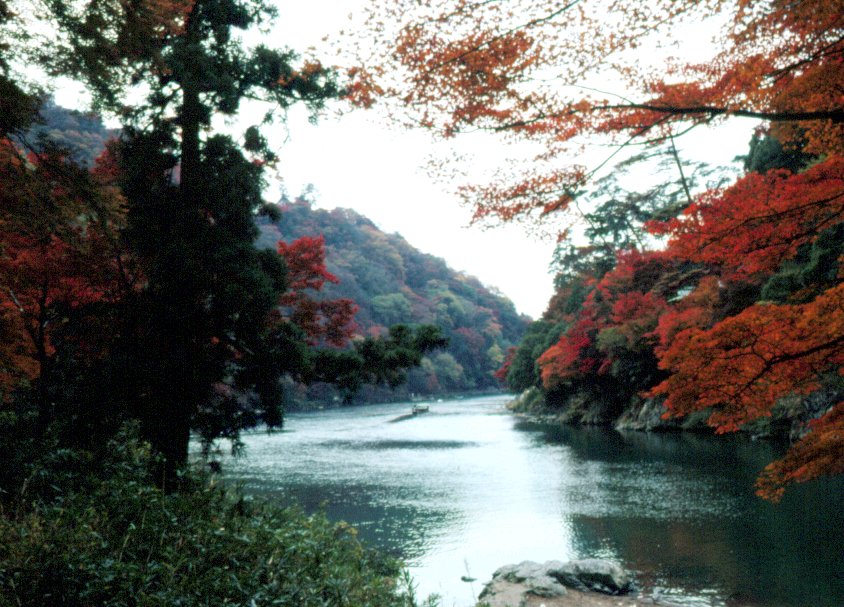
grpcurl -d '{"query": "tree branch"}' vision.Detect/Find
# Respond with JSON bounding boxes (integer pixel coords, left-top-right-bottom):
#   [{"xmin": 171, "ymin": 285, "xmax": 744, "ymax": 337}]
[{"xmin": 599, "ymin": 103, "xmax": 844, "ymax": 124}]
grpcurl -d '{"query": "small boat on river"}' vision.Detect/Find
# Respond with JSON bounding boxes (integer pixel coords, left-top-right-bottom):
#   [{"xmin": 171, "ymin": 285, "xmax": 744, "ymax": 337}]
[{"xmin": 411, "ymin": 403, "xmax": 430, "ymax": 414}]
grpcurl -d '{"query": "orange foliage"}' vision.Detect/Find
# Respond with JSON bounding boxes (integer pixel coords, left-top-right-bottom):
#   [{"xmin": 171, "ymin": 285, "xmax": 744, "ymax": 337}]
[
  {"xmin": 362, "ymin": 0, "xmax": 843, "ymax": 224},
  {"xmin": 651, "ymin": 282, "xmax": 844, "ymax": 433},
  {"xmin": 756, "ymin": 402, "xmax": 844, "ymax": 502}
]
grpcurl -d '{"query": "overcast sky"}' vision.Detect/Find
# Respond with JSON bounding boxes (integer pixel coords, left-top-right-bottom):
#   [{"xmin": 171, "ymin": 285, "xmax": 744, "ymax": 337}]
[{"xmin": 255, "ymin": 1, "xmax": 561, "ymax": 319}]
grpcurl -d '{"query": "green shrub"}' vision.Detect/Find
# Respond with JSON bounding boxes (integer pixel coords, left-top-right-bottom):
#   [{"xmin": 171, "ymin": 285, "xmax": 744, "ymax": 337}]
[{"xmin": 0, "ymin": 430, "xmax": 422, "ymax": 607}]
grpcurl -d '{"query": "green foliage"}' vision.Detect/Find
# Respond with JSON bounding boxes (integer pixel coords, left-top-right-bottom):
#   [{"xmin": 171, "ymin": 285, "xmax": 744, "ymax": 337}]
[
  {"xmin": 0, "ymin": 77, "xmax": 40, "ymax": 137},
  {"xmin": 743, "ymin": 133, "xmax": 816, "ymax": 175},
  {"xmin": 310, "ymin": 324, "xmax": 449, "ymax": 400},
  {"xmin": 504, "ymin": 321, "xmax": 564, "ymax": 392},
  {"xmin": 761, "ymin": 223, "xmax": 844, "ymax": 303},
  {"xmin": 0, "ymin": 429, "xmax": 418, "ymax": 607},
  {"xmin": 27, "ymin": 99, "xmax": 116, "ymax": 166},
  {"xmin": 372, "ymin": 292, "xmax": 413, "ymax": 326}
]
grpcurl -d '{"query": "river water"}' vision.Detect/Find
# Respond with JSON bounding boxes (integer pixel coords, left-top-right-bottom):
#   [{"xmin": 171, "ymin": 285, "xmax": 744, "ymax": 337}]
[{"xmin": 220, "ymin": 394, "xmax": 844, "ymax": 607}]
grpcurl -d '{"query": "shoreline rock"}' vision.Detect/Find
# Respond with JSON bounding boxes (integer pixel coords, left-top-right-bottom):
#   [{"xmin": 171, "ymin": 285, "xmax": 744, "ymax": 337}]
[{"xmin": 479, "ymin": 559, "xmax": 637, "ymax": 607}]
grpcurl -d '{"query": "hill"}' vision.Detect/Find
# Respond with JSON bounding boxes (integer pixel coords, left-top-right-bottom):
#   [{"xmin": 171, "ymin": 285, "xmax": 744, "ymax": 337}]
[
  {"xmin": 28, "ymin": 99, "xmax": 116, "ymax": 166},
  {"xmin": 258, "ymin": 197, "xmax": 531, "ymax": 401}
]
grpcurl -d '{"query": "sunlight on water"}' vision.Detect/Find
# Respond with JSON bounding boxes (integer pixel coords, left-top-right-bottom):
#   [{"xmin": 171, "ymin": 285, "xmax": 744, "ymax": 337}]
[{"xmin": 218, "ymin": 395, "xmax": 844, "ymax": 607}]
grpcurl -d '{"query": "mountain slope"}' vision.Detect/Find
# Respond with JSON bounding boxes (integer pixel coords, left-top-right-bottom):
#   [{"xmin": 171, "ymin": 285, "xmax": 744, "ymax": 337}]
[{"xmin": 258, "ymin": 197, "xmax": 530, "ymax": 397}]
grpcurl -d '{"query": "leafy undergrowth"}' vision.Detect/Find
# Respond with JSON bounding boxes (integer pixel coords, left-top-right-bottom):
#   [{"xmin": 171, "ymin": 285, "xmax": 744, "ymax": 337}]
[{"xmin": 0, "ymin": 428, "xmax": 427, "ymax": 607}]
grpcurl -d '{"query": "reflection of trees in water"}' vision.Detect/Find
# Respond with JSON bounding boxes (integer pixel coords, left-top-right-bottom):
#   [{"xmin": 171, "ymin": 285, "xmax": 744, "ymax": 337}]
[
  {"xmin": 222, "ymin": 478, "xmax": 459, "ymax": 563},
  {"xmin": 515, "ymin": 420, "xmax": 784, "ymax": 475},
  {"xmin": 571, "ymin": 499, "xmax": 844, "ymax": 607},
  {"xmin": 523, "ymin": 424, "xmax": 844, "ymax": 606}
]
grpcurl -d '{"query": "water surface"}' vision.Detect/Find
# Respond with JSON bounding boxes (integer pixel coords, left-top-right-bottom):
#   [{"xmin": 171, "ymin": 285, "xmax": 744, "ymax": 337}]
[{"xmin": 220, "ymin": 394, "xmax": 844, "ymax": 606}]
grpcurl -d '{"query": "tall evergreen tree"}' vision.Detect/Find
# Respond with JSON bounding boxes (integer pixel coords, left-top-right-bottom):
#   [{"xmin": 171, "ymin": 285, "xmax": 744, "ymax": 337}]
[{"xmin": 16, "ymin": 0, "xmax": 442, "ymax": 481}]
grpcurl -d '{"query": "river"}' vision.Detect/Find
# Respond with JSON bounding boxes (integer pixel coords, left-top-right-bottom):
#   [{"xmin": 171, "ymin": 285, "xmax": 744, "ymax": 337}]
[{"xmin": 219, "ymin": 394, "xmax": 844, "ymax": 607}]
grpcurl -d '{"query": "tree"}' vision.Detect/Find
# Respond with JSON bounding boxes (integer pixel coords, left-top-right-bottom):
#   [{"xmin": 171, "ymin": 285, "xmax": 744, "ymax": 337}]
[
  {"xmin": 652, "ymin": 282, "xmax": 844, "ymax": 430},
  {"xmin": 0, "ymin": 140, "xmax": 126, "ymax": 435},
  {"xmin": 358, "ymin": 0, "xmax": 842, "ymax": 224},
  {"xmin": 276, "ymin": 235, "xmax": 358, "ymax": 347},
  {"xmin": 649, "ymin": 157, "xmax": 844, "ymax": 283}
]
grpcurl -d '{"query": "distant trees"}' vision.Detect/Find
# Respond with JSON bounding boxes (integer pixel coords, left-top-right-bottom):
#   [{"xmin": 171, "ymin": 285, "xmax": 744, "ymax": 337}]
[{"xmin": 264, "ymin": 197, "xmax": 530, "ymax": 398}]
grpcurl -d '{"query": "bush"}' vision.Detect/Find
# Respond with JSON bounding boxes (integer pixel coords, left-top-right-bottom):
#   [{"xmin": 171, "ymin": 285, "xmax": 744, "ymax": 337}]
[{"xmin": 0, "ymin": 429, "xmax": 421, "ymax": 607}]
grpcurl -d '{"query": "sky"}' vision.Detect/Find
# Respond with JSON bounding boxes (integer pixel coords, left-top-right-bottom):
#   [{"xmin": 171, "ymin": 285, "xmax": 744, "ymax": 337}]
[{"xmin": 52, "ymin": 0, "xmax": 756, "ymax": 320}]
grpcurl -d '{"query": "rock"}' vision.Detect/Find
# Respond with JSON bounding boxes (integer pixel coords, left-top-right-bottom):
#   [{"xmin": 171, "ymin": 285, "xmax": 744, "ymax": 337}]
[
  {"xmin": 481, "ymin": 558, "xmax": 634, "ymax": 605},
  {"xmin": 547, "ymin": 559, "xmax": 634, "ymax": 595},
  {"xmin": 615, "ymin": 396, "xmax": 679, "ymax": 431},
  {"xmin": 524, "ymin": 574, "xmax": 568, "ymax": 598},
  {"xmin": 492, "ymin": 560, "xmax": 546, "ymax": 584},
  {"xmin": 481, "ymin": 561, "xmax": 568, "ymax": 604}
]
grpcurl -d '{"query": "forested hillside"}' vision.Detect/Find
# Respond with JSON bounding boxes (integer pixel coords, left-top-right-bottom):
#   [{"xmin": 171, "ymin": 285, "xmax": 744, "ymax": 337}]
[
  {"xmin": 258, "ymin": 197, "xmax": 530, "ymax": 401},
  {"xmin": 27, "ymin": 99, "xmax": 116, "ymax": 166}
]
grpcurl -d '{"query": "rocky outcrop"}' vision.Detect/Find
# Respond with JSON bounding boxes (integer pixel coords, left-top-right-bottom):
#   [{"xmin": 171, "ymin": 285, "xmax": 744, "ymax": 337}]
[
  {"xmin": 545, "ymin": 559, "xmax": 634, "ymax": 594},
  {"xmin": 479, "ymin": 559, "xmax": 634, "ymax": 606},
  {"xmin": 512, "ymin": 384, "xmax": 844, "ymax": 440},
  {"xmin": 614, "ymin": 397, "xmax": 677, "ymax": 431}
]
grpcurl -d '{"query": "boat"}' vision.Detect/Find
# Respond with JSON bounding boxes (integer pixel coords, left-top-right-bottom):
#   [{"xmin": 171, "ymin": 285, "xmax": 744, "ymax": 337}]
[{"xmin": 411, "ymin": 403, "xmax": 430, "ymax": 414}]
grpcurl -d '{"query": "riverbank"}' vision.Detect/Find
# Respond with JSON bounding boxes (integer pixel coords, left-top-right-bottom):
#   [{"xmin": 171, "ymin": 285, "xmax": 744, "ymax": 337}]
[{"xmin": 504, "ymin": 385, "xmax": 842, "ymax": 440}]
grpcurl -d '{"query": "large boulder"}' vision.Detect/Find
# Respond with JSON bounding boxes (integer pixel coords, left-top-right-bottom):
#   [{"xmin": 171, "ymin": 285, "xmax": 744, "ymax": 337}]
[
  {"xmin": 547, "ymin": 559, "xmax": 634, "ymax": 595},
  {"xmin": 492, "ymin": 561, "xmax": 546, "ymax": 584},
  {"xmin": 480, "ymin": 558, "xmax": 635, "ymax": 605}
]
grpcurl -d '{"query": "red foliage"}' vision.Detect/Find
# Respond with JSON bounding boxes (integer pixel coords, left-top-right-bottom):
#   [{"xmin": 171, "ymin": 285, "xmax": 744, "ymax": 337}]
[
  {"xmin": 756, "ymin": 402, "xmax": 844, "ymax": 502},
  {"xmin": 651, "ymin": 282, "xmax": 844, "ymax": 433},
  {"xmin": 494, "ymin": 346, "xmax": 517, "ymax": 383},
  {"xmin": 277, "ymin": 235, "xmax": 340, "ymax": 292},
  {"xmin": 650, "ymin": 157, "xmax": 844, "ymax": 282},
  {"xmin": 538, "ymin": 314, "xmax": 603, "ymax": 387},
  {"xmin": 276, "ymin": 235, "xmax": 358, "ymax": 347},
  {"xmin": 0, "ymin": 142, "xmax": 126, "ymax": 397},
  {"xmin": 538, "ymin": 250, "xmax": 673, "ymax": 388}
]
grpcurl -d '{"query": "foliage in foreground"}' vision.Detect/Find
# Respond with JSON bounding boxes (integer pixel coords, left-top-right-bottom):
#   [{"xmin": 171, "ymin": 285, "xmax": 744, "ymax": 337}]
[{"xmin": 0, "ymin": 429, "xmax": 421, "ymax": 607}]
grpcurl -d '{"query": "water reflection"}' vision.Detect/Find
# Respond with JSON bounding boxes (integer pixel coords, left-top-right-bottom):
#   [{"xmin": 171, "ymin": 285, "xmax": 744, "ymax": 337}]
[{"xmin": 219, "ymin": 395, "xmax": 844, "ymax": 607}]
